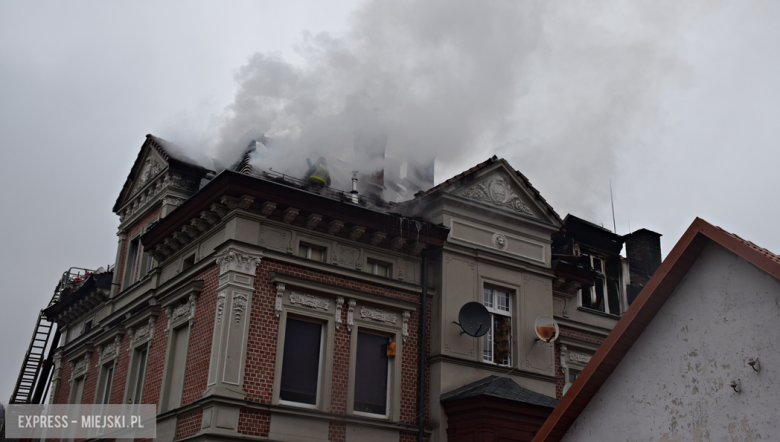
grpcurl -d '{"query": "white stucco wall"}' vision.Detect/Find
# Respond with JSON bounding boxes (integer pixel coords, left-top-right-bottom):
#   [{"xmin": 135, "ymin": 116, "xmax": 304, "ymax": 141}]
[{"xmin": 561, "ymin": 241, "xmax": 780, "ymax": 442}]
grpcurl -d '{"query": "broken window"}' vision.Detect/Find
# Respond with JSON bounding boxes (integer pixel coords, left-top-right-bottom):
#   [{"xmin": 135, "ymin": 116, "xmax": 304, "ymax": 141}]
[
  {"xmin": 581, "ymin": 255, "xmax": 622, "ymax": 315},
  {"xmin": 482, "ymin": 287, "xmax": 512, "ymax": 366}
]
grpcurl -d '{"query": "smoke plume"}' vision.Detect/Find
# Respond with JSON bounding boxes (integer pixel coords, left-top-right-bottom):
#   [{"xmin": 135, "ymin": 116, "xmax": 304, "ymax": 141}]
[{"xmin": 182, "ymin": 0, "xmax": 716, "ymax": 211}]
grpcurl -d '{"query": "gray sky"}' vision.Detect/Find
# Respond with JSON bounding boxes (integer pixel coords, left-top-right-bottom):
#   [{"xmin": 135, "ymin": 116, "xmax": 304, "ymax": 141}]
[{"xmin": 1, "ymin": 1, "xmax": 777, "ymax": 402}]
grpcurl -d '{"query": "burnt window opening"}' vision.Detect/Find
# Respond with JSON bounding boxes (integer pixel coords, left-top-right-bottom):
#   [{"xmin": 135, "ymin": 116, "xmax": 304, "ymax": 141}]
[
  {"xmin": 354, "ymin": 331, "xmax": 390, "ymax": 416},
  {"xmin": 83, "ymin": 318, "xmax": 93, "ymax": 334},
  {"xmin": 580, "ymin": 254, "xmax": 622, "ymax": 316},
  {"xmin": 280, "ymin": 317, "xmax": 323, "ymax": 407}
]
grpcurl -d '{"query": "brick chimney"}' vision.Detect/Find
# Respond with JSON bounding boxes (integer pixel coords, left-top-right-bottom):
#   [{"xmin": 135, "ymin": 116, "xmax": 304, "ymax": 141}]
[{"xmin": 624, "ymin": 228, "xmax": 662, "ymax": 286}]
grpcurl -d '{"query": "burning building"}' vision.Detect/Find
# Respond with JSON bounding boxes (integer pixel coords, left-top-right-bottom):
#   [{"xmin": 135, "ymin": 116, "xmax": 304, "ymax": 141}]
[{"xmin": 6, "ymin": 134, "xmax": 660, "ymax": 442}]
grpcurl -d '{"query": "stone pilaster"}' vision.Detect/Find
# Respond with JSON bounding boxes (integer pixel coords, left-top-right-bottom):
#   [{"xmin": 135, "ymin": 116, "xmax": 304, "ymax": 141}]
[
  {"xmin": 202, "ymin": 245, "xmax": 262, "ymax": 436},
  {"xmin": 110, "ymin": 231, "xmax": 127, "ymax": 298}
]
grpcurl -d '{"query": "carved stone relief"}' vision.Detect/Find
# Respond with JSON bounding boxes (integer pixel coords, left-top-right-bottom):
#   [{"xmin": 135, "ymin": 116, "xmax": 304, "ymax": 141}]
[
  {"xmin": 217, "ymin": 292, "xmax": 226, "ymax": 325},
  {"xmin": 233, "ymin": 294, "xmax": 248, "ymax": 325},
  {"xmin": 290, "ymin": 292, "xmax": 330, "ymax": 310},
  {"xmin": 402, "ymin": 311, "xmax": 410, "ymax": 342},
  {"xmin": 347, "ymin": 300, "xmax": 356, "ymax": 331},
  {"xmin": 360, "ymin": 306, "xmax": 397, "ymax": 324},
  {"xmin": 274, "ymin": 283, "xmax": 285, "ymax": 318},
  {"xmin": 335, "ymin": 297, "xmax": 345, "ymax": 329},
  {"xmin": 461, "ymin": 175, "xmax": 536, "ymax": 217},
  {"xmin": 569, "ymin": 350, "xmax": 592, "ymax": 364},
  {"xmin": 215, "ymin": 247, "xmax": 262, "ymax": 275}
]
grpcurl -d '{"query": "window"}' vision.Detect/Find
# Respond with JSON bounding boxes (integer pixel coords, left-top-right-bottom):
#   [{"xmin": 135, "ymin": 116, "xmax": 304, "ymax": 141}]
[
  {"xmin": 280, "ymin": 317, "xmax": 324, "ymax": 407},
  {"xmin": 69, "ymin": 376, "xmax": 85, "ymax": 404},
  {"xmin": 181, "ymin": 253, "xmax": 195, "ymax": 272},
  {"xmin": 83, "ymin": 318, "xmax": 93, "ymax": 334},
  {"xmin": 97, "ymin": 364, "xmax": 114, "ymax": 404},
  {"xmin": 128, "ymin": 347, "xmax": 148, "ymax": 404},
  {"xmin": 581, "ymin": 255, "xmax": 621, "ymax": 315},
  {"xmin": 160, "ymin": 324, "xmax": 190, "ymax": 411},
  {"xmin": 364, "ymin": 259, "xmax": 391, "ymax": 278},
  {"xmin": 124, "ymin": 237, "xmax": 141, "ymax": 286},
  {"xmin": 298, "ymin": 244, "xmax": 325, "ymax": 262},
  {"xmin": 482, "ymin": 287, "xmax": 512, "ymax": 366},
  {"xmin": 353, "ymin": 331, "xmax": 390, "ymax": 417}
]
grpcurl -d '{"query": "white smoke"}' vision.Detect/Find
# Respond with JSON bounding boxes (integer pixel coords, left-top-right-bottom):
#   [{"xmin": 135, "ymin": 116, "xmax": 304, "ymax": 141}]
[{"xmin": 176, "ymin": 0, "xmax": 721, "ymax": 211}]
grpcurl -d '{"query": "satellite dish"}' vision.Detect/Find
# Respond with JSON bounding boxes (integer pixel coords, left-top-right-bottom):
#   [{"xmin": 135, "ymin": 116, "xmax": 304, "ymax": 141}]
[
  {"xmin": 534, "ymin": 316, "xmax": 560, "ymax": 343},
  {"xmin": 455, "ymin": 302, "xmax": 492, "ymax": 337}
]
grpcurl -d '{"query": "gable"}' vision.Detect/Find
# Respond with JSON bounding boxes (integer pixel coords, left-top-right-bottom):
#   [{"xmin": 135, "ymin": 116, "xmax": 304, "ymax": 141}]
[
  {"xmin": 114, "ymin": 142, "xmax": 170, "ymax": 212},
  {"xmin": 445, "ymin": 162, "xmax": 560, "ymax": 226},
  {"xmin": 558, "ymin": 242, "xmax": 780, "ymax": 441}
]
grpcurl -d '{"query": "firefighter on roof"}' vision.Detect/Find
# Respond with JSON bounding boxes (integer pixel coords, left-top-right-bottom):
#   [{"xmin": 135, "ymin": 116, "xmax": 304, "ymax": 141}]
[{"xmin": 304, "ymin": 157, "xmax": 331, "ymax": 187}]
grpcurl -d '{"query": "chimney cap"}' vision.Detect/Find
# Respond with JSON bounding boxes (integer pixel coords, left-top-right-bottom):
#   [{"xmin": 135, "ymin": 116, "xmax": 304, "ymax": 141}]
[{"xmin": 622, "ymin": 228, "xmax": 662, "ymax": 239}]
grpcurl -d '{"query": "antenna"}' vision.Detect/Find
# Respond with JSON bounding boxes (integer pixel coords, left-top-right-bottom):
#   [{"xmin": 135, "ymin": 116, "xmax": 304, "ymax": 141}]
[{"xmin": 610, "ymin": 179, "xmax": 617, "ymax": 234}]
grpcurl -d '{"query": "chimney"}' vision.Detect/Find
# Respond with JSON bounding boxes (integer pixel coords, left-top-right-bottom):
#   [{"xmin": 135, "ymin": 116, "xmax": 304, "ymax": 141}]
[{"xmin": 624, "ymin": 228, "xmax": 662, "ymax": 286}]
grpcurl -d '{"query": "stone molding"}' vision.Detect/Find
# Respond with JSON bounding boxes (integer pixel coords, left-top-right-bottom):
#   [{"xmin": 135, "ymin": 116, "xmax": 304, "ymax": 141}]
[
  {"xmin": 335, "ymin": 297, "xmax": 345, "ymax": 329},
  {"xmin": 402, "ymin": 311, "xmax": 411, "ymax": 342},
  {"xmin": 290, "ymin": 292, "xmax": 330, "ymax": 310},
  {"xmin": 347, "ymin": 300, "xmax": 356, "ymax": 332},
  {"xmin": 274, "ymin": 283, "xmax": 285, "ymax": 318},
  {"xmin": 360, "ymin": 306, "xmax": 398, "ymax": 324}
]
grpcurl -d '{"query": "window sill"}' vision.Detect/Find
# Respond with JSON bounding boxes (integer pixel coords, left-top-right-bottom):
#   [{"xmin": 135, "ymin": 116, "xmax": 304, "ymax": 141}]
[
  {"xmin": 577, "ymin": 306, "xmax": 621, "ymax": 319},
  {"xmin": 279, "ymin": 399, "xmax": 320, "ymax": 411},
  {"xmin": 353, "ymin": 410, "xmax": 388, "ymax": 420}
]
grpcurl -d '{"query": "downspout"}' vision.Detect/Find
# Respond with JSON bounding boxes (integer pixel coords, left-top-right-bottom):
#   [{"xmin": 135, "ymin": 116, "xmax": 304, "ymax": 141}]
[{"xmin": 417, "ymin": 248, "xmax": 428, "ymax": 442}]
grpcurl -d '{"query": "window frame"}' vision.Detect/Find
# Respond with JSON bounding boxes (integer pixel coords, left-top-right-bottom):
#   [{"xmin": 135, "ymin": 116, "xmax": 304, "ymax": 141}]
[
  {"xmin": 271, "ymin": 288, "xmax": 336, "ymax": 412},
  {"xmin": 351, "ymin": 328, "xmax": 394, "ymax": 419},
  {"xmin": 364, "ymin": 259, "xmax": 393, "ymax": 278},
  {"xmin": 346, "ymin": 303, "xmax": 403, "ymax": 421},
  {"xmin": 578, "ymin": 254, "xmax": 622, "ymax": 316},
  {"xmin": 278, "ymin": 316, "xmax": 326, "ymax": 409},
  {"xmin": 481, "ymin": 286, "xmax": 513, "ymax": 367},
  {"xmin": 123, "ymin": 235, "xmax": 142, "ymax": 287},
  {"xmin": 298, "ymin": 243, "xmax": 327, "ymax": 263},
  {"xmin": 121, "ymin": 308, "xmax": 159, "ymax": 405},
  {"xmin": 295, "ymin": 236, "xmax": 331, "ymax": 264}
]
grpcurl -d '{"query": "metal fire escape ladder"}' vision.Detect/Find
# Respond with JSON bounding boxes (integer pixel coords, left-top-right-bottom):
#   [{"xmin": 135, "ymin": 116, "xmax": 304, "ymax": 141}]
[
  {"xmin": 9, "ymin": 311, "xmax": 55, "ymax": 404},
  {"xmin": 8, "ymin": 267, "xmax": 95, "ymax": 405}
]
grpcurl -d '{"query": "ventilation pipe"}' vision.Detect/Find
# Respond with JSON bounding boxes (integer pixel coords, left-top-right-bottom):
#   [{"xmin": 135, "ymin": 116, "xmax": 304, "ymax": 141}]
[{"xmin": 350, "ymin": 171, "xmax": 359, "ymax": 203}]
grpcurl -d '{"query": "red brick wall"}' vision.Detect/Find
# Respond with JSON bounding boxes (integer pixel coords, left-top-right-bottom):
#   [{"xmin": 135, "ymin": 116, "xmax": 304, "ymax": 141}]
[
  {"xmin": 180, "ymin": 265, "xmax": 219, "ymax": 406},
  {"xmin": 54, "ymin": 355, "xmax": 72, "ymax": 404},
  {"xmin": 237, "ymin": 409, "xmax": 271, "ymax": 437},
  {"xmin": 175, "ymin": 410, "xmax": 202, "ymax": 440},
  {"xmin": 109, "ymin": 334, "xmax": 131, "ymax": 404},
  {"xmin": 241, "ymin": 259, "xmax": 428, "ymax": 422}
]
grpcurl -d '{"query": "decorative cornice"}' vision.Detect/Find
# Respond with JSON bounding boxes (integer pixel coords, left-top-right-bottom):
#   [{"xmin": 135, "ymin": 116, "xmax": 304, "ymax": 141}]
[
  {"xmin": 260, "ymin": 201, "xmax": 277, "ymax": 217},
  {"xmin": 349, "ymin": 226, "xmax": 365, "ymax": 241},
  {"xmin": 282, "ymin": 207, "xmax": 299, "ymax": 224},
  {"xmin": 370, "ymin": 231, "xmax": 386, "ymax": 246},
  {"xmin": 306, "ymin": 214, "xmax": 323, "ymax": 230},
  {"xmin": 391, "ymin": 237, "xmax": 406, "ymax": 251},
  {"xmin": 328, "ymin": 220, "xmax": 345, "ymax": 235}
]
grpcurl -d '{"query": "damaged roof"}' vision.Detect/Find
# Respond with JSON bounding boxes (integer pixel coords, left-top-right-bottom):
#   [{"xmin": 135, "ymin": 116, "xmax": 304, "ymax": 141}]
[
  {"xmin": 442, "ymin": 375, "xmax": 559, "ymax": 409},
  {"xmin": 533, "ymin": 218, "xmax": 780, "ymax": 442}
]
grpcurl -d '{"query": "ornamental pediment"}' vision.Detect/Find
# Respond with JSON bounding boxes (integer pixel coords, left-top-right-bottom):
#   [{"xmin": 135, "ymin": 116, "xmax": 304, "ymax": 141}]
[{"xmin": 456, "ymin": 172, "xmax": 539, "ymax": 219}]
